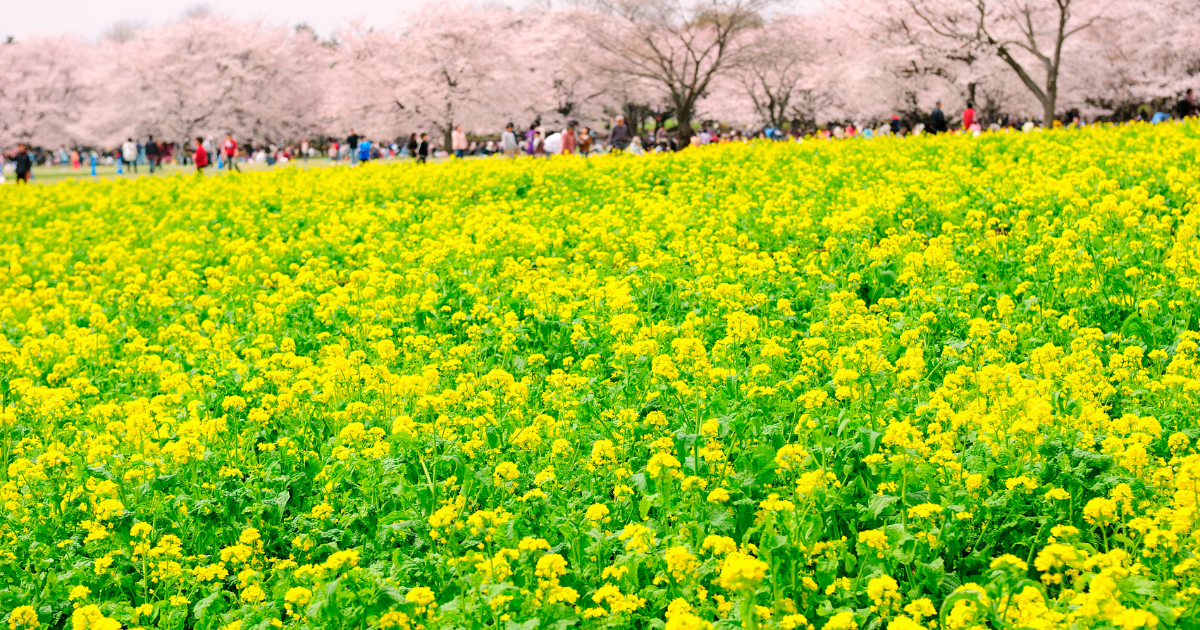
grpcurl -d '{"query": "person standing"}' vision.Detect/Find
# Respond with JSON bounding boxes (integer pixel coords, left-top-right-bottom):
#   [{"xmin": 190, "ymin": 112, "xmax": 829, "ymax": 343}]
[
  {"xmin": 122, "ymin": 138, "xmax": 139, "ymax": 173},
  {"xmin": 1177, "ymin": 89, "xmax": 1197, "ymax": 119},
  {"xmin": 301, "ymin": 139, "xmax": 310, "ymax": 162},
  {"xmin": 578, "ymin": 128, "xmax": 593, "ymax": 157},
  {"xmin": 13, "ymin": 144, "xmax": 33, "ymax": 184},
  {"xmin": 930, "ymin": 102, "xmax": 947, "ymax": 134},
  {"xmin": 533, "ymin": 130, "xmax": 545, "ymax": 157},
  {"xmin": 347, "ymin": 129, "xmax": 361, "ymax": 165},
  {"xmin": 193, "ymin": 137, "xmax": 209, "ymax": 174},
  {"xmin": 561, "ymin": 123, "xmax": 577, "ymax": 155},
  {"xmin": 222, "ymin": 133, "xmax": 240, "ymax": 172},
  {"xmin": 452, "ymin": 125, "xmax": 468, "ymax": 159},
  {"xmin": 146, "ymin": 137, "xmax": 161, "ymax": 173},
  {"xmin": 608, "ymin": 116, "xmax": 631, "ymax": 151},
  {"xmin": 962, "ymin": 102, "xmax": 976, "ymax": 132},
  {"xmin": 524, "ymin": 124, "xmax": 537, "ymax": 155},
  {"xmin": 501, "ymin": 123, "xmax": 518, "ymax": 158},
  {"xmin": 358, "ymin": 136, "xmax": 372, "ymax": 163},
  {"xmin": 406, "ymin": 133, "xmax": 419, "ymax": 159},
  {"xmin": 417, "ymin": 133, "xmax": 430, "ymax": 163}
]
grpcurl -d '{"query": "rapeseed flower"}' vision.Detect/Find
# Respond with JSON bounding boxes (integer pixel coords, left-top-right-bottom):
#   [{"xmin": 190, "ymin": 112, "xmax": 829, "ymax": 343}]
[{"xmin": 1, "ymin": 123, "xmax": 1198, "ymax": 629}]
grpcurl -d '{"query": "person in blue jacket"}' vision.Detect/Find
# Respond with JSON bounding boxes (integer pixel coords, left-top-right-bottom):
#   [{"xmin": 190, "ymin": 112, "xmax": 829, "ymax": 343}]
[{"xmin": 357, "ymin": 136, "xmax": 372, "ymax": 163}]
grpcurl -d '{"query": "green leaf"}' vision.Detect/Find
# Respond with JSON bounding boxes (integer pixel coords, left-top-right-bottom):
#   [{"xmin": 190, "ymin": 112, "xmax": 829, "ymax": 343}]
[
  {"xmin": 1119, "ymin": 575, "xmax": 1158, "ymax": 597},
  {"xmin": 1120, "ymin": 313, "xmax": 1152, "ymax": 346},
  {"xmin": 268, "ymin": 489, "xmax": 291, "ymax": 518},
  {"xmin": 1149, "ymin": 601, "xmax": 1177, "ymax": 627},
  {"xmin": 193, "ymin": 591, "xmax": 224, "ymax": 621},
  {"xmin": 939, "ymin": 589, "xmax": 995, "ymax": 628},
  {"xmin": 868, "ymin": 494, "xmax": 899, "ymax": 518},
  {"xmin": 151, "ymin": 474, "xmax": 177, "ymax": 492},
  {"xmin": 367, "ymin": 584, "xmax": 408, "ymax": 616},
  {"xmin": 859, "ymin": 427, "xmax": 882, "ymax": 455},
  {"xmin": 505, "ymin": 618, "xmax": 541, "ymax": 630},
  {"xmin": 875, "ymin": 265, "xmax": 897, "ymax": 286}
]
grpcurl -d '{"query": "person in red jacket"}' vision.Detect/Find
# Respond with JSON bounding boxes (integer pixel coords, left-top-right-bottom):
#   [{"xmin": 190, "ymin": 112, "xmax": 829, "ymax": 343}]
[
  {"xmin": 962, "ymin": 102, "xmax": 976, "ymax": 132},
  {"xmin": 194, "ymin": 137, "xmax": 209, "ymax": 173},
  {"xmin": 222, "ymin": 133, "xmax": 240, "ymax": 172}
]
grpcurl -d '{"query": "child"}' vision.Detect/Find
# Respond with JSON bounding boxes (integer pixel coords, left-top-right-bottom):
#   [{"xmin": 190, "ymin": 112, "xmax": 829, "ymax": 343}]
[
  {"xmin": 358, "ymin": 137, "xmax": 372, "ymax": 163},
  {"xmin": 418, "ymin": 134, "xmax": 430, "ymax": 163}
]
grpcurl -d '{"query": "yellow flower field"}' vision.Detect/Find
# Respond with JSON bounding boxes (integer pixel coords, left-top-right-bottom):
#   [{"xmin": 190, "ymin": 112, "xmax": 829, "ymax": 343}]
[{"xmin": 2, "ymin": 124, "xmax": 1200, "ymax": 630}]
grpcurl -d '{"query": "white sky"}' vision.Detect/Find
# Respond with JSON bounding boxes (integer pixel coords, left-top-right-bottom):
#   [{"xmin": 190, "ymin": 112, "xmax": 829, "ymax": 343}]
[{"xmin": 5, "ymin": 0, "xmax": 471, "ymax": 41}]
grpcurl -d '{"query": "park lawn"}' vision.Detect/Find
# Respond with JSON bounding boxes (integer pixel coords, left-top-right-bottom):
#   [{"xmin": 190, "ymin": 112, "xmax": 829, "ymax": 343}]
[{"xmin": 16, "ymin": 159, "xmax": 343, "ymax": 185}]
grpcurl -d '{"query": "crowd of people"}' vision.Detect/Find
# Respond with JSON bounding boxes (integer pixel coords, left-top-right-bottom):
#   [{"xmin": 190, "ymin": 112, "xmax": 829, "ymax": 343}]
[{"xmin": 4, "ymin": 92, "xmax": 1198, "ymax": 184}]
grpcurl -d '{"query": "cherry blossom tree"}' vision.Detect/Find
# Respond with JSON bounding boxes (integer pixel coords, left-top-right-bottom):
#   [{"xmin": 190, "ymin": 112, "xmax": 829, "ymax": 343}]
[
  {"xmin": 5, "ymin": 0, "xmax": 1199, "ymax": 149},
  {"xmin": 0, "ymin": 35, "xmax": 92, "ymax": 147},
  {"xmin": 727, "ymin": 16, "xmax": 817, "ymax": 128},
  {"xmin": 331, "ymin": 6, "xmax": 535, "ymax": 146},
  {"xmin": 1077, "ymin": 0, "xmax": 1200, "ymax": 116},
  {"xmin": 323, "ymin": 26, "xmax": 412, "ymax": 140},
  {"xmin": 90, "ymin": 13, "xmax": 326, "ymax": 146},
  {"xmin": 404, "ymin": 6, "xmax": 527, "ymax": 148},
  {"xmin": 721, "ymin": 13, "xmax": 883, "ymax": 128},
  {"xmin": 516, "ymin": 8, "xmax": 628, "ymax": 129},
  {"xmin": 894, "ymin": 0, "xmax": 1109, "ymax": 124},
  {"xmin": 837, "ymin": 0, "xmax": 1030, "ymax": 123},
  {"xmin": 574, "ymin": 0, "xmax": 772, "ymax": 143}
]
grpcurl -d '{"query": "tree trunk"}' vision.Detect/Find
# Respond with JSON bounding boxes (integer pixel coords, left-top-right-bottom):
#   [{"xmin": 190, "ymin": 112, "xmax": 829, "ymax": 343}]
[
  {"xmin": 1043, "ymin": 75, "xmax": 1057, "ymax": 126},
  {"xmin": 676, "ymin": 102, "xmax": 694, "ymax": 146}
]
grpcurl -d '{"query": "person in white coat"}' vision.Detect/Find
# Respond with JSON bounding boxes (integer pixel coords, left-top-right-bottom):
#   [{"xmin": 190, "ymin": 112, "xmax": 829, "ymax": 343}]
[
  {"xmin": 543, "ymin": 131, "xmax": 562, "ymax": 155},
  {"xmin": 122, "ymin": 138, "xmax": 139, "ymax": 173}
]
